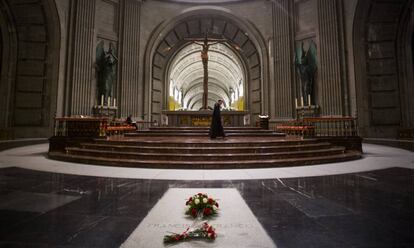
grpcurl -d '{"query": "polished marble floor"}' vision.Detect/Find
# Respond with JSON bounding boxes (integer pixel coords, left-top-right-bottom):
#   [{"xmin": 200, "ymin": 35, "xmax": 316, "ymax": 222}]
[{"xmin": 0, "ymin": 166, "xmax": 413, "ymax": 247}]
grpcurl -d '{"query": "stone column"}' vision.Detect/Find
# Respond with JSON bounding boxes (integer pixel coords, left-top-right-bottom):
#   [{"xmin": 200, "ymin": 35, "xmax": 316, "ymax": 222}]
[
  {"xmin": 317, "ymin": 0, "xmax": 348, "ymax": 116},
  {"xmin": 272, "ymin": 0, "xmax": 295, "ymax": 119},
  {"xmin": 118, "ymin": 0, "xmax": 142, "ymax": 118},
  {"xmin": 67, "ymin": 0, "xmax": 96, "ymax": 115}
]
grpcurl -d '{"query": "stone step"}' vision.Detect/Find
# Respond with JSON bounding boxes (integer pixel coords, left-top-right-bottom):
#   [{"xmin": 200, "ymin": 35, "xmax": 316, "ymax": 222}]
[
  {"xmin": 80, "ymin": 142, "xmax": 333, "ymax": 154},
  {"xmin": 125, "ymin": 132, "xmax": 285, "ymax": 137},
  {"xmin": 49, "ymin": 150, "xmax": 361, "ymax": 169},
  {"xmin": 149, "ymin": 127, "xmax": 263, "ymax": 131},
  {"xmin": 65, "ymin": 147, "xmax": 346, "ymax": 161},
  {"xmin": 92, "ymin": 138, "xmax": 321, "ymax": 147},
  {"xmin": 139, "ymin": 129, "xmax": 276, "ymax": 134}
]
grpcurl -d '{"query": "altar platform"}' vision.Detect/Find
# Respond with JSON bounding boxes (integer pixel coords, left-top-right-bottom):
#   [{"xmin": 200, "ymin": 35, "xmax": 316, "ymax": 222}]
[{"xmin": 162, "ymin": 110, "xmax": 249, "ymax": 127}]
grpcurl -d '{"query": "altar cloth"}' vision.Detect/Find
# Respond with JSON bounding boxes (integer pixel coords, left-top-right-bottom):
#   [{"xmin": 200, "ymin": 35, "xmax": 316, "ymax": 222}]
[{"xmin": 120, "ymin": 188, "xmax": 276, "ymax": 248}]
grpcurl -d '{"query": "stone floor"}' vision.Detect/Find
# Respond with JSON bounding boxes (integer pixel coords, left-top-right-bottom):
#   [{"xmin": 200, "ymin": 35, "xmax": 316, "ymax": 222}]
[{"xmin": 0, "ymin": 144, "xmax": 413, "ymax": 247}]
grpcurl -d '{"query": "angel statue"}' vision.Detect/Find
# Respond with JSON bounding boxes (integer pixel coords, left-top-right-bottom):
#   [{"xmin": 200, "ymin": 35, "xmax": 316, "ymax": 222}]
[
  {"xmin": 96, "ymin": 41, "xmax": 118, "ymax": 105},
  {"xmin": 295, "ymin": 40, "xmax": 317, "ymax": 106}
]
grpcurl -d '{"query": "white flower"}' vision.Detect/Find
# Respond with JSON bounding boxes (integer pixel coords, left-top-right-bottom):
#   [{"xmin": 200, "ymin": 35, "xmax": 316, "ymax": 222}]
[
  {"xmin": 194, "ymin": 198, "xmax": 200, "ymax": 205},
  {"xmin": 202, "ymin": 198, "xmax": 208, "ymax": 204},
  {"xmin": 213, "ymin": 205, "xmax": 218, "ymax": 211}
]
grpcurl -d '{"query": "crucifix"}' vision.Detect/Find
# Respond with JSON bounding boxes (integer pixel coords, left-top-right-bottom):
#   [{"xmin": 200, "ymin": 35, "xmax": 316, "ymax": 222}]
[{"xmin": 185, "ymin": 31, "xmax": 228, "ymax": 110}]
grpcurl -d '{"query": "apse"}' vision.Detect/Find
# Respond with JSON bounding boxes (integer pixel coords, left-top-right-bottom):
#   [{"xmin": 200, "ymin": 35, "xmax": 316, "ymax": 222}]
[{"xmin": 168, "ymin": 43, "xmax": 245, "ymax": 111}]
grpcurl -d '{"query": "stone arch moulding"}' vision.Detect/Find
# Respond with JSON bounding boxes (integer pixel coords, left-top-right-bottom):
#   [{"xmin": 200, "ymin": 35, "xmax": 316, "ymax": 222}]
[
  {"xmin": 143, "ymin": 6, "xmax": 269, "ymax": 124},
  {"xmin": 0, "ymin": 0, "xmax": 60, "ymax": 137},
  {"xmin": 0, "ymin": 0, "xmax": 18, "ymax": 129},
  {"xmin": 2, "ymin": 0, "xmax": 60, "ymax": 138},
  {"xmin": 353, "ymin": 0, "xmax": 408, "ymax": 138},
  {"xmin": 397, "ymin": 0, "xmax": 414, "ymax": 128}
]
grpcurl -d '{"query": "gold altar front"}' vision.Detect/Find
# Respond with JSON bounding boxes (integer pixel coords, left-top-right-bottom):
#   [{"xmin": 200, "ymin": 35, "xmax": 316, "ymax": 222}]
[{"xmin": 162, "ymin": 110, "xmax": 249, "ymax": 127}]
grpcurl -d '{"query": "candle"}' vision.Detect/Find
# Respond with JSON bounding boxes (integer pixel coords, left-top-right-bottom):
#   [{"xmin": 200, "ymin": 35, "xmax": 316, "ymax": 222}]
[
  {"xmin": 295, "ymin": 98, "xmax": 298, "ymax": 108},
  {"xmin": 300, "ymin": 96, "xmax": 304, "ymax": 107},
  {"xmin": 101, "ymin": 95, "xmax": 104, "ymax": 106},
  {"xmin": 113, "ymin": 98, "xmax": 116, "ymax": 107},
  {"xmin": 108, "ymin": 96, "xmax": 111, "ymax": 107},
  {"xmin": 308, "ymin": 94, "xmax": 311, "ymax": 106}
]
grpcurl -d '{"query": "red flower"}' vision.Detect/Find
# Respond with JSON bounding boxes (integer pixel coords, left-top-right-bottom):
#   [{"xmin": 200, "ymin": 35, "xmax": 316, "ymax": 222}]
[
  {"xmin": 198, "ymin": 193, "xmax": 203, "ymax": 196},
  {"xmin": 208, "ymin": 231, "xmax": 216, "ymax": 239},
  {"xmin": 188, "ymin": 197, "xmax": 193, "ymax": 201},
  {"xmin": 191, "ymin": 208, "xmax": 197, "ymax": 217},
  {"xmin": 215, "ymin": 202, "xmax": 219, "ymax": 208},
  {"xmin": 208, "ymin": 198, "xmax": 214, "ymax": 205},
  {"xmin": 203, "ymin": 207, "xmax": 212, "ymax": 216}
]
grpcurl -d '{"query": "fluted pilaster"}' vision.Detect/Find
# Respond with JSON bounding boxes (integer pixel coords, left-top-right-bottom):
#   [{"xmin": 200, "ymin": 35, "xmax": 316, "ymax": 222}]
[
  {"xmin": 317, "ymin": 0, "xmax": 348, "ymax": 116},
  {"xmin": 119, "ymin": 0, "xmax": 141, "ymax": 117},
  {"xmin": 68, "ymin": 0, "xmax": 96, "ymax": 115},
  {"xmin": 272, "ymin": 0, "xmax": 295, "ymax": 119}
]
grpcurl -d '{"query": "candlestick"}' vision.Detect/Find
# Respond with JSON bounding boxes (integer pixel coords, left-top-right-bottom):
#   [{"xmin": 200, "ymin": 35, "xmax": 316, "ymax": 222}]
[
  {"xmin": 113, "ymin": 98, "xmax": 116, "ymax": 107},
  {"xmin": 308, "ymin": 94, "xmax": 311, "ymax": 106},
  {"xmin": 108, "ymin": 96, "xmax": 111, "ymax": 107},
  {"xmin": 295, "ymin": 98, "xmax": 298, "ymax": 108},
  {"xmin": 300, "ymin": 96, "xmax": 304, "ymax": 107},
  {"xmin": 101, "ymin": 95, "xmax": 104, "ymax": 106}
]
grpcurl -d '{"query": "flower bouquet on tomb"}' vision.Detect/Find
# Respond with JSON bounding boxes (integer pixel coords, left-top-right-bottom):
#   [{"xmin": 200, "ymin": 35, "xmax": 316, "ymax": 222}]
[
  {"xmin": 185, "ymin": 193, "xmax": 219, "ymax": 218},
  {"xmin": 163, "ymin": 222, "xmax": 217, "ymax": 244},
  {"xmin": 163, "ymin": 192, "xmax": 220, "ymax": 244}
]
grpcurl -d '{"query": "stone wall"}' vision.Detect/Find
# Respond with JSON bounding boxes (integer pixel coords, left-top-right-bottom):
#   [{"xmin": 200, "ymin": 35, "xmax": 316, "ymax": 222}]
[
  {"xmin": 1, "ymin": 0, "xmax": 412, "ymax": 138},
  {"xmin": 354, "ymin": 0, "xmax": 413, "ymax": 137},
  {"xmin": 55, "ymin": 0, "xmax": 359, "ymax": 124},
  {"xmin": 0, "ymin": 0, "xmax": 60, "ymax": 138}
]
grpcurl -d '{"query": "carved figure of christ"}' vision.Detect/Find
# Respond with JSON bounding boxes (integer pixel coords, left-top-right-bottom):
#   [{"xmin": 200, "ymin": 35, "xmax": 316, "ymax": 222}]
[{"xmin": 185, "ymin": 32, "xmax": 227, "ymax": 110}]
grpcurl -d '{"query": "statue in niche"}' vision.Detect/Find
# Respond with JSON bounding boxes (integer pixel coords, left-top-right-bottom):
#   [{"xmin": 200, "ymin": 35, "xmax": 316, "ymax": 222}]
[
  {"xmin": 295, "ymin": 40, "xmax": 317, "ymax": 106},
  {"xmin": 96, "ymin": 41, "xmax": 118, "ymax": 105}
]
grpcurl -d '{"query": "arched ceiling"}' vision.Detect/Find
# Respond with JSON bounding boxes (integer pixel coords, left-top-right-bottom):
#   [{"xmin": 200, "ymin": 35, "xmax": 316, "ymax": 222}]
[{"xmin": 169, "ymin": 43, "xmax": 244, "ymax": 110}]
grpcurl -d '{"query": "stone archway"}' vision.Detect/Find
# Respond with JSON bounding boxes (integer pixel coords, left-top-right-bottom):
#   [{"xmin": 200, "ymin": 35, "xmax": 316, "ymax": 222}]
[
  {"xmin": 144, "ymin": 9, "xmax": 267, "ymax": 123},
  {"xmin": 0, "ymin": 0, "xmax": 60, "ymax": 137},
  {"xmin": 353, "ymin": 0, "xmax": 413, "ymax": 137},
  {"xmin": 397, "ymin": 1, "xmax": 414, "ymax": 128},
  {"xmin": 0, "ymin": 0, "xmax": 17, "ymax": 129}
]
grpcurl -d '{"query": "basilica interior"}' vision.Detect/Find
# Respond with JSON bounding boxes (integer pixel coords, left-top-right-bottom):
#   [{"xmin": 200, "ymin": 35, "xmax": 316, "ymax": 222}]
[{"xmin": 0, "ymin": 0, "xmax": 414, "ymax": 247}]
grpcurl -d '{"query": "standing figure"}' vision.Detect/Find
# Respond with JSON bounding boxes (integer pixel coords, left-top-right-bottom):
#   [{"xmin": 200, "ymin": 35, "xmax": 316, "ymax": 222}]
[
  {"xmin": 96, "ymin": 42, "xmax": 118, "ymax": 105},
  {"xmin": 210, "ymin": 99, "xmax": 225, "ymax": 139},
  {"xmin": 295, "ymin": 41, "xmax": 317, "ymax": 106}
]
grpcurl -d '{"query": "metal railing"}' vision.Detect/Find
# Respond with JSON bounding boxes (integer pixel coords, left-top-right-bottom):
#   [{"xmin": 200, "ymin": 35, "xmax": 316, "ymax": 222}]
[
  {"xmin": 272, "ymin": 117, "xmax": 358, "ymax": 137},
  {"xmin": 303, "ymin": 117, "xmax": 358, "ymax": 137},
  {"xmin": 54, "ymin": 117, "xmax": 159, "ymax": 137},
  {"xmin": 54, "ymin": 117, "xmax": 108, "ymax": 137}
]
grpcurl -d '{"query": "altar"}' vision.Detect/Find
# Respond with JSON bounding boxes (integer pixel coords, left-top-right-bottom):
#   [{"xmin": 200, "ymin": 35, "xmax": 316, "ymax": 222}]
[{"xmin": 162, "ymin": 110, "xmax": 249, "ymax": 127}]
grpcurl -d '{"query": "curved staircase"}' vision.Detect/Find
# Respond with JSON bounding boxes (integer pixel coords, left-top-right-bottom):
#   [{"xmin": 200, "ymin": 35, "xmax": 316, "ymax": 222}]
[
  {"xmin": 125, "ymin": 126, "xmax": 285, "ymax": 137},
  {"xmin": 48, "ymin": 127, "xmax": 362, "ymax": 169}
]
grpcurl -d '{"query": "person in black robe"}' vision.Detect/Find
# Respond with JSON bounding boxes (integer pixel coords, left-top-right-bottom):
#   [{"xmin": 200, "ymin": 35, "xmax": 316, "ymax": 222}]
[{"xmin": 210, "ymin": 99, "xmax": 225, "ymax": 139}]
